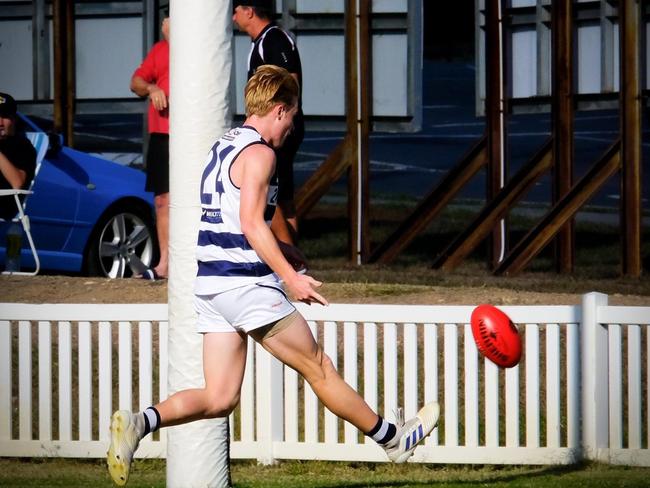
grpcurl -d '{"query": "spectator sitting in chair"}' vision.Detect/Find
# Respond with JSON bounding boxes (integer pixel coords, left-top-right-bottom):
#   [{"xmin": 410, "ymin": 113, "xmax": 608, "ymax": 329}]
[{"xmin": 0, "ymin": 92, "xmax": 36, "ymax": 220}]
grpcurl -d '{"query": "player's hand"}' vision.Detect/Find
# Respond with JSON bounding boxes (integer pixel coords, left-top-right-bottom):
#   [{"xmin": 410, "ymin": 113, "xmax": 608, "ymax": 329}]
[
  {"xmin": 285, "ymin": 272, "xmax": 328, "ymax": 306},
  {"xmin": 148, "ymin": 85, "xmax": 168, "ymax": 111},
  {"xmin": 277, "ymin": 241, "xmax": 308, "ymax": 272}
]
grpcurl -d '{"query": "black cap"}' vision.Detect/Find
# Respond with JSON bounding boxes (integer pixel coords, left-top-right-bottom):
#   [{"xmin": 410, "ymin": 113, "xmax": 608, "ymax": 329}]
[
  {"xmin": 233, "ymin": 0, "xmax": 273, "ymax": 9},
  {"xmin": 0, "ymin": 92, "xmax": 17, "ymax": 118}
]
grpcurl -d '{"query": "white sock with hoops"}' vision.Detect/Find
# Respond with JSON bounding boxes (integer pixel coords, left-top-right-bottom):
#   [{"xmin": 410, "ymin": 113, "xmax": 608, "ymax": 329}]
[
  {"xmin": 141, "ymin": 406, "xmax": 161, "ymax": 435},
  {"xmin": 366, "ymin": 415, "xmax": 397, "ymax": 445}
]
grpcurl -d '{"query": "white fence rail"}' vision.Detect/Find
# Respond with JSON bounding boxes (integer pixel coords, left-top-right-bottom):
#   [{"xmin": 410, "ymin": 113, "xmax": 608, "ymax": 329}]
[{"xmin": 0, "ymin": 293, "xmax": 648, "ymax": 466}]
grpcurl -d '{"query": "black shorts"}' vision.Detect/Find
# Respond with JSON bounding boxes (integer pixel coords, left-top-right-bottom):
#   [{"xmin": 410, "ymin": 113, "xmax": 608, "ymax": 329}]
[
  {"xmin": 275, "ymin": 114, "xmax": 304, "ymax": 204},
  {"xmin": 145, "ymin": 133, "xmax": 169, "ymax": 195}
]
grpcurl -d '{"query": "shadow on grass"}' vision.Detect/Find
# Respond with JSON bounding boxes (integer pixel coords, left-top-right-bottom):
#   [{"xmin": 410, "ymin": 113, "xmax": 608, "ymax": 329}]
[{"xmin": 310, "ymin": 462, "xmax": 611, "ymax": 488}]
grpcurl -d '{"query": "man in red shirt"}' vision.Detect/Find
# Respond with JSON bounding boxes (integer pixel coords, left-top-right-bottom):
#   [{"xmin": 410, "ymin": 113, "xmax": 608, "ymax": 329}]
[{"xmin": 130, "ymin": 12, "xmax": 170, "ymax": 280}]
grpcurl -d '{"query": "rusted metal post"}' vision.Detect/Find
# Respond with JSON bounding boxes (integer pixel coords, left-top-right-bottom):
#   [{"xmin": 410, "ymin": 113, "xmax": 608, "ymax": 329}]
[
  {"xmin": 551, "ymin": 0, "xmax": 574, "ymax": 273},
  {"xmin": 345, "ymin": 0, "xmax": 371, "ymax": 264},
  {"xmin": 619, "ymin": 0, "xmax": 642, "ymax": 277},
  {"xmin": 485, "ymin": 0, "xmax": 506, "ymax": 269}
]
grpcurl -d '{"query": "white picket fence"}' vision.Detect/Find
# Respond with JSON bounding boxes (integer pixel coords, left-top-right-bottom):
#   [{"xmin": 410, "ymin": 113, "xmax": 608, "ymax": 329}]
[{"xmin": 0, "ymin": 292, "xmax": 648, "ymax": 466}]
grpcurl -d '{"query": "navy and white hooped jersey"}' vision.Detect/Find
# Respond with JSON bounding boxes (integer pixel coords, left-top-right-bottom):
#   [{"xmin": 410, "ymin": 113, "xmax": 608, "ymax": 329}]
[{"xmin": 194, "ymin": 125, "xmax": 279, "ymax": 295}]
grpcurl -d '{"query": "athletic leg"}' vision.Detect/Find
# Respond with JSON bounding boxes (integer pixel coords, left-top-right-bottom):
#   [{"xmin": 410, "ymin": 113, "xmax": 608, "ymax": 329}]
[
  {"xmin": 154, "ymin": 330, "xmax": 248, "ymax": 426},
  {"xmin": 252, "ymin": 311, "xmax": 440, "ymax": 463},
  {"xmin": 153, "ymin": 192, "xmax": 169, "ymax": 278},
  {"xmin": 107, "ymin": 331, "xmax": 247, "ymax": 485},
  {"xmin": 144, "ymin": 133, "xmax": 170, "ymax": 279},
  {"xmin": 251, "ymin": 312, "xmax": 379, "ymax": 433}
]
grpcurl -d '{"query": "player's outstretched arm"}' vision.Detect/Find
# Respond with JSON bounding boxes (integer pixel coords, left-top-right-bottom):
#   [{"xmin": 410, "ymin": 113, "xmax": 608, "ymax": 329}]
[{"xmin": 237, "ymin": 145, "xmax": 327, "ymax": 306}]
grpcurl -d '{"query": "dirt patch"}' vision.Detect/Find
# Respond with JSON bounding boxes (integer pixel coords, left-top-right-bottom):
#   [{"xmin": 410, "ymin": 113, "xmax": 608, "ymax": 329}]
[
  {"xmin": 0, "ymin": 275, "xmax": 168, "ymax": 304},
  {"xmin": 1, "ymin": 275, "xmax": 647, "ymax": 306}
]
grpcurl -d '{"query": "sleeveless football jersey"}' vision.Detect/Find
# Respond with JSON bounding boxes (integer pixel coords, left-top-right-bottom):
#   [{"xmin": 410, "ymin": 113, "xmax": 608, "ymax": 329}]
[{"xmin": 194, "ymin": 126, "xmax": 279, "ymax": 295}]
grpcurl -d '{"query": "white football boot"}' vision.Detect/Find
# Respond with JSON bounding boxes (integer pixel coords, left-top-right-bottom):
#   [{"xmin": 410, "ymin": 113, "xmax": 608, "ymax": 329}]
[
  {"xmin": 107, "ymin": 410, "xmax": 144, "ymax": 486},
  {"xmin": 382, "ymin": 401, "xmax": 440, "ymax": 463}
]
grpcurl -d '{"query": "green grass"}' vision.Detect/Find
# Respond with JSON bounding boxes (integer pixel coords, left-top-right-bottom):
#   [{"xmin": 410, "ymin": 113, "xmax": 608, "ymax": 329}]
[{"xmin": 0, "ymin": 458, "xmax": 649, "ymax": 487}]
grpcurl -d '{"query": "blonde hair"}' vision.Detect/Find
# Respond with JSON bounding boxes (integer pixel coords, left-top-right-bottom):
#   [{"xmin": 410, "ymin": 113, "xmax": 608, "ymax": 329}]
[{"xmin": 244, "ymin": 65, "xmax": 299, "ymax": 117}]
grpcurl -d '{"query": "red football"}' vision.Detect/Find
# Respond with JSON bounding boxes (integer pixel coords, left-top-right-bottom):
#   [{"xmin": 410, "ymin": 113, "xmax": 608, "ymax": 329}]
[{"xmin": 470, "ymin": 304, "xmax": 521, "ymax": 368}]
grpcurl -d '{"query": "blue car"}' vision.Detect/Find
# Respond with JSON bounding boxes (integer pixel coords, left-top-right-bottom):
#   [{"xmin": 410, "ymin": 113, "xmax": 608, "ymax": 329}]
[{"xmin": 0, "ymin": 114, "xmax": 157, "ymax": 278}]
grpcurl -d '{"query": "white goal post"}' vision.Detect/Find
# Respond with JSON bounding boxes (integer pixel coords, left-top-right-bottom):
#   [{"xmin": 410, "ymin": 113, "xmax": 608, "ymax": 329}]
[{"xmin": 168, "ymin": 1, "xmax": 233, "ymax": 486}]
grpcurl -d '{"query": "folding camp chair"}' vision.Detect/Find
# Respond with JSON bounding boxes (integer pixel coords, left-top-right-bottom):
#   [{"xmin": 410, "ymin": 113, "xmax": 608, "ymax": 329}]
[{"xmin": 1, "ymin": 131, "xmax": 48, "ymax": 276}]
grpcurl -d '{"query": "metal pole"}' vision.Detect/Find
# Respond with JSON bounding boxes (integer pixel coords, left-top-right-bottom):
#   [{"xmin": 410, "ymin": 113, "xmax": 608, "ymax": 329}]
[
  {"xmin": 345, "ymin": 0, "xmax": 356, "ymax": 262},
  {"xmin": 345, "ymin": 0, "xmax": 370, "ymax": 264},
  {"xmin": 281, "ymin": 0, "xmax": 296, "ymax": 30},
  {"xmin": 619, "ymin": 0, "xmax": 642, "ymax": 277},
  {"xmin": 32, "ymin": 0, "xmax": 50, "ymax": 100},
  {"xmin": 141, "ymin": 0, "xmax": 157, "ymax": 151},
  {"xmin": 551, "ymin": 0, "xmax": 575, "ymax": 273},
  {"xmin": 144, "ymin": 0, "xmax": 156, "ymax": 51},
  {"xmin": 65, "ymin": 0, "xmax": 76, "ymax": 147},
  {"xmin": 536, "ymin": 1, "xmax": 551, "ymax": 98},
  {"xmin": 52, "ymin": 0, "xmax": 65, "ymax": 137},
  {"xmin": 357, "ymin": 0, "xmax": 371, "ymax": 264}
]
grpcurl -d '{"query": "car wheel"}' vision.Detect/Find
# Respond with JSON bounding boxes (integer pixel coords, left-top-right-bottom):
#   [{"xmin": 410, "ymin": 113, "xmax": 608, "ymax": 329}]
[{"xmin": 86, "ymin": 206, "xmax": 156, "ymax": 278}]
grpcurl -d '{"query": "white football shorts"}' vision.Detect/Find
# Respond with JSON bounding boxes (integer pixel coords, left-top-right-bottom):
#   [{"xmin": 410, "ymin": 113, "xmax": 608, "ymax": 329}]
[{"xmin": 194, "ymin": 281, "xmax": 296, "ymax": 334}]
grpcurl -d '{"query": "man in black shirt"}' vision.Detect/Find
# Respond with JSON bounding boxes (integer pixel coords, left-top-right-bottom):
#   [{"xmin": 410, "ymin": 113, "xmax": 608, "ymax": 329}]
[
  {"xmin": 0, "ymin": 92, "xmax": 36, "ymax": 220},
  {"xmin": 233, "ymin": 0, "xmax": 304, "ymax": 245}
]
